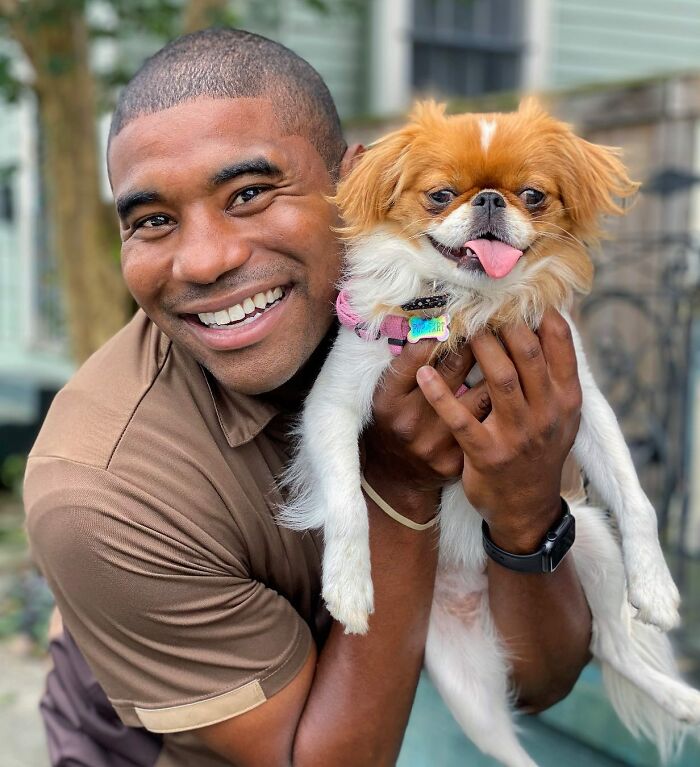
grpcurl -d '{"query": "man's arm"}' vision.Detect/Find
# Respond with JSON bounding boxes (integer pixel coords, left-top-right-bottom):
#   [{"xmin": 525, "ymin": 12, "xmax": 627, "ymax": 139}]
[
  {"xmin": 198, "ymin": 311, "xmax": 591, "ymax": 766},
  {"xmin": 197, "ymin": 342, "xmax": 480, "ymax": 766},
  {"xmin": 200, "ymin": 488, "xmax": 440, "ymax": 767}
]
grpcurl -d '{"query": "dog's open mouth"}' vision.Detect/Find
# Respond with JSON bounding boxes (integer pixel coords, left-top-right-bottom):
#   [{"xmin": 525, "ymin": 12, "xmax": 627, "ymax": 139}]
[{"xmin": 427, "ymin": 234, "xmax": 524, "ymax": 279}]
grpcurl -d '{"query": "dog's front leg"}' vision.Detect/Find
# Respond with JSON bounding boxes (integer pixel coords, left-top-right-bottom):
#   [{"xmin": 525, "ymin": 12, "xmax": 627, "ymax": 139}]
[
  {"xmin": 283, "ymin": 328, "xmax": 393, "ymax": 634},
  {"xmin": 564, "ymin": 313, "xmax": 680, "ymax": 630}
]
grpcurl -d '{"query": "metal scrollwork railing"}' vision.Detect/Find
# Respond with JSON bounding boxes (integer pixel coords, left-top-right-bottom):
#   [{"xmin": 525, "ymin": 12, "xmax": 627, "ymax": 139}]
[{"xmin": 578, "ymin": 232, "xmax": 700, "ymax": 588}]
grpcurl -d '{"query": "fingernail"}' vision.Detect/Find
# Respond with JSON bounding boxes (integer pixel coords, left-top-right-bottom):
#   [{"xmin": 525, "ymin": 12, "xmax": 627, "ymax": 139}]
[{"xmin": 416, "ymin": 366, "xmax": 435, "ymax": 385}]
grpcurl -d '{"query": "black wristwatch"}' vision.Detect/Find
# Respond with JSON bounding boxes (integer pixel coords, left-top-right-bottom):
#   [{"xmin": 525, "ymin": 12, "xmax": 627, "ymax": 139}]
[{"xmin": 481, "ymin": 498, "xmax": 575, "ymax": 574}]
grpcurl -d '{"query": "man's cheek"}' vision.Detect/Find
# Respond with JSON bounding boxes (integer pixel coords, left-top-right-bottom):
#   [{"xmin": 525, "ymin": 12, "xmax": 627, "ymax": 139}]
[{"xmin": 121, "ymin": 250, "xmax": 168, "ymax": 305}]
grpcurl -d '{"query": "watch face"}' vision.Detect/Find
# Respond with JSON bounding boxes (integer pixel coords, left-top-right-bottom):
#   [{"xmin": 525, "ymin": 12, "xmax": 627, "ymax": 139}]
[{"xmin": 544, "ymin": 513, "xmax": 576, "ymax": 572}]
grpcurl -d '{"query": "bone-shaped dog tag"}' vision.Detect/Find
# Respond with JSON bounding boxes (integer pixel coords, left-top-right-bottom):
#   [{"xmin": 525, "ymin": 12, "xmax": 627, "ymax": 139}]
[{"xmin": 407, "ymin": 314, "xmax": 450, "ymax": 343}]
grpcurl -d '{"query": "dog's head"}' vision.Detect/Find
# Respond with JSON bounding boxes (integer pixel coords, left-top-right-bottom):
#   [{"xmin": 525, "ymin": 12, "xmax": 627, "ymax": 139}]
[{"xmin": 335, "ymin": 99, "xmax": 638, "ymax": 310}]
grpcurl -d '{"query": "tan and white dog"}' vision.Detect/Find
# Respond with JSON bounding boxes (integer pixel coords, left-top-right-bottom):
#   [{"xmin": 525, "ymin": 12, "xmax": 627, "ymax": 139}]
[{"xmin": 281, "ymin": 100, "xmax": 700, "ymax": 766}]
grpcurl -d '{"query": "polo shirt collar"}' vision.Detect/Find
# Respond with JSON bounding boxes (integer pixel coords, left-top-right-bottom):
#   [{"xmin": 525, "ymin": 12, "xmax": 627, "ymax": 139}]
[{"xmin": 201, "ymin": 366, "xmax": 280, "ymax": 448}]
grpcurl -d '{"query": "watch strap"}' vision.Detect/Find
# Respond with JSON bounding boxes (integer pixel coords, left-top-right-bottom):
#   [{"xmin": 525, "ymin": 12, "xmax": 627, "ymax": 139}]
[{"xmin": 482, "ymin": 498, "xmax": 575, "ymax": 574}]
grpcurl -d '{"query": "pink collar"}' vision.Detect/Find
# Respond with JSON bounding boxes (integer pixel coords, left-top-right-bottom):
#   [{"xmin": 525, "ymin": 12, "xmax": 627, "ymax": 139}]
[
  {"xmin": 335, "ymin": 290, "xmax": 469, "ymax": 397},
  {"xmin": 336, "ymin": 289, "xmax": 409, "ymax": 356}
]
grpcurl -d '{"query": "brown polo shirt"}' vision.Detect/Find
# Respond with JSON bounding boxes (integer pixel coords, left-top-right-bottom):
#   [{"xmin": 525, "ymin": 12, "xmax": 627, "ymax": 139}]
[{"xmin": 25, "ymin": 309, "xmax": 327, "ymax": 766}]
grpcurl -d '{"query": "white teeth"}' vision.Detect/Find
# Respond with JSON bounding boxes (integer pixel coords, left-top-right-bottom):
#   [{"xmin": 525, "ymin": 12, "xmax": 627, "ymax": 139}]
[
  {"xmin": 228, "ymin": 304, "xmax": 245, "ymax": 321},
  {"xmin": 196, "ymin": 286, "xmax": 286, "ymax": 327}
]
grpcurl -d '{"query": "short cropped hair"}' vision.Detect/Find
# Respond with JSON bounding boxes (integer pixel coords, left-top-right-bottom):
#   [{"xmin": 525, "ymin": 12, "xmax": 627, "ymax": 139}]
[{"xmin": 108, "ymin": 28, "xmax": 347, "ymax": 175}]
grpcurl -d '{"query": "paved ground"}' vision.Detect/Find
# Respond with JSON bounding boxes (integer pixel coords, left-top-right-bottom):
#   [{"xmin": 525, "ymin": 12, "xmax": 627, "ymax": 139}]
[{"xmin": 0, "ymin": 638, "xmax": 50, "ymax": 767}]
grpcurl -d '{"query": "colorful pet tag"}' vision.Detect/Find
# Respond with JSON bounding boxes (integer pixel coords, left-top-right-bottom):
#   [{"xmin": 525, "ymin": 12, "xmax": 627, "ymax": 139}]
[{"xmin": 407, "ymin": 314, "xmax": 450, "ymax": 343}]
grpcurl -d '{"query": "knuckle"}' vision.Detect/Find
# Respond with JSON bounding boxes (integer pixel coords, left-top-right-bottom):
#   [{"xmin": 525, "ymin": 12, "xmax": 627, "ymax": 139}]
[
  {"xmin": 564, "ymin": 383, "xmax": 583, "ymax": 414},
  {"xmin": 474, "ymin": 391, "xmax": 492, "ymax": 416},
  {"xmin": 552, "ymin": 318, "xmax": 573, "ymax": 344},
  {"xmin": 522, "ymin": 343, "xmax": 542, "ymax": 362},
  {"xmin": 451, "ymin": 413, "xmax": 473, "ymax": 435},
  {"xmin": 392, "ymin": 413, "xmax": 419, "ymax": 443},
  {"xmin": 494, "ymin": 370, "xmax": 519, "ymax": 394},
  {"xmin": 442, "ymin": 455, "xmax": 464, "ymax": 478},
  {"xmin": 439, "ymin": 351, "xmax": 461, "ymax": 375},
  {"xmin": 491, "ymin": 451, "xmax": 513, "ymax": 471},
  {"xmin": 514, "ymin": 434, "xmax": 534, "ymax": 455}
]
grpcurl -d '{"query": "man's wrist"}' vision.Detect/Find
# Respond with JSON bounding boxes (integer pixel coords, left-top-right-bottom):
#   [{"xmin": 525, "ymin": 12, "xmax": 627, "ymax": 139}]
[
  {"xmin": 485, "ymin": 497, "xmax": 564, "ymax": 555},
  {"xmin": 362, "ymin": 464, "xmax": 440, "ymax": 525}
]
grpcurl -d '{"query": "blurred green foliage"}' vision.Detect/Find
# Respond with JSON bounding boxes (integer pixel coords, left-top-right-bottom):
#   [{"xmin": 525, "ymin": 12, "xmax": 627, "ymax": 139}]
[
  {"xmin": 0, "ymin": 454, "xmax": 26, "ymax": 498},
  {"xmin": 0, "ymin": 1, "xmax": 238, "ymax": 105}
]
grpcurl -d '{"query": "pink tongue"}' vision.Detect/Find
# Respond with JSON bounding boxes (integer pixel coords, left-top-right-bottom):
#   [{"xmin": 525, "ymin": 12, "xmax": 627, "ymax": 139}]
[{"xmin": 465, "ymin": 239, "xmax": 523, "ymax": 279}]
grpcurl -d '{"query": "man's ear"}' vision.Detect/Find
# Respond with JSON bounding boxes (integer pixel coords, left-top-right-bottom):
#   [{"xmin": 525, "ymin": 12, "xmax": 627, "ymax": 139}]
[
  {"xmin": 338, "ymin": 143, "xmax": 365, "ymax": 180},
  {"xmin": 332, "ymin": 125, "xmax": 417, "ymax": 238},
  {"xmin": 558, "ymin": 134, "xmax": 639, "ymax": 238}
]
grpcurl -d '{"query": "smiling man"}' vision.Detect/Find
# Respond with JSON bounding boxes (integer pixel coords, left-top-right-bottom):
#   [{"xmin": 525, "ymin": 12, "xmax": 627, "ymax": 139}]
[{"xmin": 24, "ymin": 28, "xmax": 591, "ymax": 767}]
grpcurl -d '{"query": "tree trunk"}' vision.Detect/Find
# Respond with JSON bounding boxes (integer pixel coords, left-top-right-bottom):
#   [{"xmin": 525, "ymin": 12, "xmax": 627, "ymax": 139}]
[
  {"xmin": 6, "ymin": 0, "xmax": 129, "ymax": 363},
  {"xmin": 183, "ymin": 0, "xmax": 230, "ymax": 34}
]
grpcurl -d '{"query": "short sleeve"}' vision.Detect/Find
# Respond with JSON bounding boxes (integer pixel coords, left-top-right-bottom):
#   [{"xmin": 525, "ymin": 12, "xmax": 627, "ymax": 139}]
[{"xmin": 25, "ymin": 457, "xmax": 313, "ymax": 733}]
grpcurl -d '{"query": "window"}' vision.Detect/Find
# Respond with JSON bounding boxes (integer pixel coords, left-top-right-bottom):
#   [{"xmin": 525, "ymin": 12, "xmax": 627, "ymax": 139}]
[{"xmin": 412, "ymin": 0, "xmax": 524, "ymax": 98}]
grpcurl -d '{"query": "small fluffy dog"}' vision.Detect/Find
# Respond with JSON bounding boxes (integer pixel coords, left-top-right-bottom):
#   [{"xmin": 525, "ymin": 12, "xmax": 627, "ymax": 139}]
[{"xmin": 282, "ymin": 100, "xmax": 700, "ymax": 766}]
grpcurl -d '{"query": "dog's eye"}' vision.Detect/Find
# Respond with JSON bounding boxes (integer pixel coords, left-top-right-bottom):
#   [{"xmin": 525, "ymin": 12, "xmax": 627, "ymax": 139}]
[
  {"xmin": 427, "ymin": 189, "xmax": 456, "ymax": 206},
  {"xmin": 519, "ymin": 188, "xmax": 545, "ymax": 208}
]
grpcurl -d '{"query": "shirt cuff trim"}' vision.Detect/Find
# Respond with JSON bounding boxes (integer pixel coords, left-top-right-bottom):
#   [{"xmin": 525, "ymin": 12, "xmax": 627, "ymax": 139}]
[{"xmin": 134, "ymin": 679, "xmax": 266, "ymax": 733}]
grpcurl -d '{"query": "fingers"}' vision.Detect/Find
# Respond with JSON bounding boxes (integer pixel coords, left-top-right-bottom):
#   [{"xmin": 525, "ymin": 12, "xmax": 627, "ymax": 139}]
[
  {"xmin": 537, "ymin": 309, "xmax": 579, "ymax": 388},
  {"xmin": 537, "ymin": 309, "xmax": 582, "ymax": 419},
  {"xmin": 433, "ymin": 343, "xmax": 477, "ymax": 393},
  {"xmin": 499, "ymin": 322, "xmax": 551, "ymax": 406},
  {"xmin": 469, "ymin": 331, "xmax": 526, "ymax": 422},
  {"xmin": 381, "ymin": 340, "xmax": 436, "ymax": 397},
  {"xmin": 416, "ymin": 365, "xmax": 486, "ymax": 452}
]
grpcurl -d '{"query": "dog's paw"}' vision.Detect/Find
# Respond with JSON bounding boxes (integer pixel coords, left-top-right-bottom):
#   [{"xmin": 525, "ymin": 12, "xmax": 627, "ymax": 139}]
[
  {"xmin": 661, "ymin": 682, "xmax": 700, "ymax": 724},
  {"xmin": 322, "ymin": 540, "xmax": 374, "ymax": 634},
  {"xmin": 627, "ymin": 555, "xmax": 681, "ymax": 631}
]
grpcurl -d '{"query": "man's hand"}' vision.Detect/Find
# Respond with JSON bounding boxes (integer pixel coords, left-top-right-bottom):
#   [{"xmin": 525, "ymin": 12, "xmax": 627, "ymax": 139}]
[
  {"xmin": 362, "ymin": 338, "xmax": 491, "ymax": 521},
  {"xmin": 416, "ymin": 309, "xmax": 582, "ymax": 551}
]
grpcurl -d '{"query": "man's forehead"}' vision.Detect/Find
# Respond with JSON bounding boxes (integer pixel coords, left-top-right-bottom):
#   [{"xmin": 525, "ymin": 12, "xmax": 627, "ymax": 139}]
[{"xmin": 108, "ymin": 96, "xmax": 310, "ymax": 190}]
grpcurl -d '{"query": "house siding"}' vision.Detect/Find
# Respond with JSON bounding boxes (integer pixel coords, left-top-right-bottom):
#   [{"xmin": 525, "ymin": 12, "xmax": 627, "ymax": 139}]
[
  {"xmin": 549, "ymin": 0, "xmax": 700, "ymax": 89},
  {"xmin": 240, "ymin": 0, "xmax": 369, "ymax": 119}
]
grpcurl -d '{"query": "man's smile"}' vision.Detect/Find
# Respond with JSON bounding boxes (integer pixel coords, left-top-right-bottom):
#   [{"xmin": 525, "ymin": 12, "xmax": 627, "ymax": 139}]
[
  {"xmin": 185, "ymin": 284, "xmax": 288, "ymax": 326},
  {"xmin": 181, "ymin": 285, "xmax": 293, "ymax": 351}
]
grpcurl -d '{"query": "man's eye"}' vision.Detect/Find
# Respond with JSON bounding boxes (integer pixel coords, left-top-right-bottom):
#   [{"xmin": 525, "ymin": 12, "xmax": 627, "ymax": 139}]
[
  {"xmin": 231, "ymin": 186, "xmax": 268, "ymax": 207},
  {"xmin": 519, "ymin": 188, "xmax": 546, "ymax": 208},
  {"xmin": 135, "ymin": 214, "xmax": 173, "ymax": 229},
  {"xmin": 427, "ymin": 189, "xmax": 456, "ymax": 206}
]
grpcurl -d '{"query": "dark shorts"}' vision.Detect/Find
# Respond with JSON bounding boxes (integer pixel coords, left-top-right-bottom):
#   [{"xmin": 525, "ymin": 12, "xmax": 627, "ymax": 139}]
[{"xmin": 41, "ymin": 631, "xmax": 162, "ymax": 767}]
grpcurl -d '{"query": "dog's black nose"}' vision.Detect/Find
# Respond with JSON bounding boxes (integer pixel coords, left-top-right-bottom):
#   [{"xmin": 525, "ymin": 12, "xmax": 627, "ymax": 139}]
[{"xmin": 471, "ymin": 191, "xmax": 506, "ymax": 214}]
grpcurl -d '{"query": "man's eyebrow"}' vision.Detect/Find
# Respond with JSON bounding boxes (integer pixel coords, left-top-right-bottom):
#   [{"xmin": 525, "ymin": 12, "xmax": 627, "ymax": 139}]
[
  {"xmin": 210, "ymin": 158, "xmax": 283, "ymax": 187},
  {"xmin": 116, "ymin": 190, "xmax": 164, "ymax": 221}
]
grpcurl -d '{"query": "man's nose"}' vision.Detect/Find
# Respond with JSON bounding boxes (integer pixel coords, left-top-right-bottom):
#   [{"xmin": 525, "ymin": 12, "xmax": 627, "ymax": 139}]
[
  {"xmin": 172, "ymin": 214, "xmax": 253, "ymax": 284},
  {"xmin": 471, "ymin": 190, "xmax": 506, "ymax": 216}
]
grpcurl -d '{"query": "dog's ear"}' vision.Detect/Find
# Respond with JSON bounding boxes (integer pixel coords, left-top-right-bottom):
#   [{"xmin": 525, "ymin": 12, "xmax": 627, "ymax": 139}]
[
  {"xmin": 557, "ymin": 133, "xmax": 639, "ymax": 239},
  {"xmin": 333, "ymin": 123, "xmax": 419, "ymax": 238},
  {"xmin": 517, "ymin": 96, "xmax": 549, "ymax": 118},
  {"xmin": 409, "ymin": 99, "xmax": 447, "ymax": 129}
]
